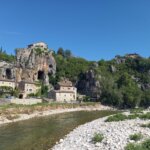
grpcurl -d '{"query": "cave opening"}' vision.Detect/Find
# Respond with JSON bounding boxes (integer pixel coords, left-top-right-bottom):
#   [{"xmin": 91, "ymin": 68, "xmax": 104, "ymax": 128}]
[
  {"xmin": 49, "ymin": 64, "xmax": 53, "ymax": 68},
  {"xmin": 6, "ymin": 68, "xmax": 12, "ymax": 79},
  {"xmin": 38, "ymin": 71, "xmax": 45, "ymax": 80},
  {"xmin": 19, "ymin": 94, "xmax": 23, "ymax": 99}
]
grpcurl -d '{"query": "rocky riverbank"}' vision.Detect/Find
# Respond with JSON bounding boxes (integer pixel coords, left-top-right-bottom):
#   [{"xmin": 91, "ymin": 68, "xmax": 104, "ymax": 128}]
[{"xmin": 52, "ymin": 111, "xmax": 150, "ymax": 150}]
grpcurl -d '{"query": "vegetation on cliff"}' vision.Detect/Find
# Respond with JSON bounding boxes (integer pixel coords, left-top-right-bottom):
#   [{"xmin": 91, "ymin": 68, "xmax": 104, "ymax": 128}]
[
  {"xmin": 53, "ymin": 50, "xmax": 150, "ymax": 109},
  {"xmin": 1, "ymin": 46, "xmax": 150, "ymax": 109},
  {"xmin": 0, "ymin": 47, "xmax": 15, "ymax": 62}
]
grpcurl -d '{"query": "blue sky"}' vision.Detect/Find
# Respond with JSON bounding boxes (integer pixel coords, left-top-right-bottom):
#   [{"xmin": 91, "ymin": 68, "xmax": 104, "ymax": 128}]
[{"xmin": 0, "ymin": 0, "xmax": 150, "ymax": 60}]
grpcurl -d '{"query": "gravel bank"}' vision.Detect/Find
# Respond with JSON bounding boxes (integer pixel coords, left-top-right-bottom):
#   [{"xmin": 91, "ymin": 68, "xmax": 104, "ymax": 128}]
[{"xmin": 52, "ymin": 112, "xmax": 150, "ymax": 150}]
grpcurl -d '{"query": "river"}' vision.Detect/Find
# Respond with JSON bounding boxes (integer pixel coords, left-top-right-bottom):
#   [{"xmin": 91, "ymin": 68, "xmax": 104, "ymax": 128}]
[{"xmin": 0, "ymin": 110, "xmax": 118, "ymax": 150}]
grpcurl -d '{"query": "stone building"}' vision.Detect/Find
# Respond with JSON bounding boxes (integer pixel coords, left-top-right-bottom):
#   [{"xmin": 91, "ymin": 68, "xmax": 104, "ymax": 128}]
[
  {"xmin": 0, "ymin": 78, "xmax": 41, "ymax": 98},
  {"xmin": 18, "ymin": 81, "xmax": 41, "ymax": 98},
  {"xmin": 0, "ymin": 42, "xmax": 56, "ymax": 100},
  {"xmin": 28, "ymin": 42, "xmax": 48, "ymax": 49},
  {"xmin": 0, "ymin": 79, "xmax": 16, "ymax": 89},
  {"xmin": 48, "ymin": 79, "xmax": 77, "ymax": 102},
  {"xmin": 125, "ymin": 53, "xmax": 140, "ymax": 59}
]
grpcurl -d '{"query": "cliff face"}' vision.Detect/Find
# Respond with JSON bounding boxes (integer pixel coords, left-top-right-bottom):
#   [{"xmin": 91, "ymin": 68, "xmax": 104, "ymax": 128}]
[
  {"xmin": 0, "ymin": 61, "xmax": 16, "ymax": 80},
  {"xmin": 76, "ymin": 69, "xmax": 102, "ymax": 100},
  {"xmin": 0, "ymin": 42, "xmax": 56, "ymax": 85}
]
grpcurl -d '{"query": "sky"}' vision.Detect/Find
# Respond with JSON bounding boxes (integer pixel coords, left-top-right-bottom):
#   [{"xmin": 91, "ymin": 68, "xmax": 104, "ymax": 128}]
[{"xmin": 0, "ymin": 0, "xmax": 150, "ymax": 60}]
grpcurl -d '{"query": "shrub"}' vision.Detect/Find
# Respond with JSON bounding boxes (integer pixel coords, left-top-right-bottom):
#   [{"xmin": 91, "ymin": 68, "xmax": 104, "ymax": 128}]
[
  {"xmin": 105, "ymin": 112, "xmax": 150, "ymax": 122},
  {"xmin": 129, "ymin": 133, "xmax": 143, "ymax": 141},
  {"xmin": 125, "ymin": 143, "xmax": 141, "ymax": 150},
  {"xmin": 92, "ymin": 133, "xmax": 104, "ymax": 143},
  {"xmin": 125, "ymin": 139, "xmax": 150, "ymax": 150},
  {"xmin": 130, "ymin": 108, "xmax": 144, "ymax": 114},
  {"xmin": 128, "ymin": 114, "xmax": 139, "ymax": 119},
  {"xmin": 105, "ymin": 114, "xmax": 127, "ymax": 122},
  {"xmin": 142, "ymin": 139, "xmax": 150, "ymax": 149}
]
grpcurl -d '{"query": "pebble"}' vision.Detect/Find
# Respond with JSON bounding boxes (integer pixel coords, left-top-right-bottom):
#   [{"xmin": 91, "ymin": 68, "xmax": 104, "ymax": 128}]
[{"xmin": 52, "ymin": 112, "xmax": 150, "ymax": 150}]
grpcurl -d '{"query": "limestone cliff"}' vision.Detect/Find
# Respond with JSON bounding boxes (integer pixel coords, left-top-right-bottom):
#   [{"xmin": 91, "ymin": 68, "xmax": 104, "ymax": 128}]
[
  {"xmin": 0, "ymin": 42, "xmax": 56, "ymax": 85},
  {"xmin": 76, "ymin": 69, "xmax": 102, "ymax": 100}
]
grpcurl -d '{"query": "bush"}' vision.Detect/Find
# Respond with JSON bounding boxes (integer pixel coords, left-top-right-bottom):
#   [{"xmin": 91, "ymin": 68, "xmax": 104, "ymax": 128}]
[
  {"xmin": 129, "ymin": 133, "xmax": 143, "ymax": 141},
  {"xmin": 92, "ymin": 133, "xmax": 104, "ymax": 143},
  {"xmin": 125, "ymin": 143, "xmax": 141, "ymax": 150},
  {"xmin": 105, "ymin": 112, "xmax": 150, "ymax": 122},
  {"xmin": 105, "ymin": 114, "xmax": 127, "ymax": 122},
  {"xmin": 125, "ymin": 139, "xmax": 150, "ymax": 150},
  {"xmin": 142, "ymin": 139, "xmax": 150, "ymax": 149},
  {"xmin": 130, "ymin": 108, "xmax": 144, "ymax": 114},
  {"xmin": 128, "ymin": 114, "xmax": 139, "ymax": 119}
]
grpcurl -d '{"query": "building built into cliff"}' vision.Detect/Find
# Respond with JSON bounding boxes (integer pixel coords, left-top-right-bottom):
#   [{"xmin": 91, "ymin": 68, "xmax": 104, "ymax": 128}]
[
  {"xmin": 0, "ymin": 78, "xmax": 40, "ymax": 98},
  {"xmin": 18, "ymin": 81, "xmax": 41, "ymax": 98},
  {"xmin": 48, "ymin": 79, "xmax": 77, "ymax": 102},
  {"xmin": 0, "ymin": 79, "xmax": 16, "ymax": 89},
  {"xmin": 0, "ymin": 42, "xmax": 57, "ymax": 99}
]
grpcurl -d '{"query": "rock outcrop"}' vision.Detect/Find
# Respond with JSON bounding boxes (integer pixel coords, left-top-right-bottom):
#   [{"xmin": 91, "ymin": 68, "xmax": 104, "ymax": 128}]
[
  {"xmin": 0, "ymin": 61, "xmax": 16, "ymax": 80},
  {"xmin": 76, "ymin": 69, "xmax": 101, "ymax": 100},
  {"xmin": 0, "ymin": 42, "xmax": 56, "ymax": 85}
]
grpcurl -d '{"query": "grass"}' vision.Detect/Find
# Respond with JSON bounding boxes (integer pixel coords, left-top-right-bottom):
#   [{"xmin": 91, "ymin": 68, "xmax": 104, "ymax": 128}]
[
  {"xmin": 0, "ymin": 102, "xmax": 103, "ymax": 116},
  {"xmin": 129, "ymin": 133, "xmax": 143, "ymax": 141},
  {"xmin": 92, "ymin": 133, "xmax": 104, "ymax": 143},
  {"xmin": 105, "ymin": 112, "xmax": 150, "ymax": 122},
  {"xmin": 130, "ymin": 108, "xmax": 144, "ymax": 114},
  {"xmin": 105, "ymin": 113, "xmax": 127, "ymax": 122},
  {"xmin": 125, "ymin": 138, "xmax": 150, "ymax": 150}
]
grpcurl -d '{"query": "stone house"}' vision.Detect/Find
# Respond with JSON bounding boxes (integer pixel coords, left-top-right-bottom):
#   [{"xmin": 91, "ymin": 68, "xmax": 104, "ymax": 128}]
[
  {"xmin": 0, "ymin": 78, "xmax": 41, "ymax": 98},
  {"xmin": 48, "ymin": 79, "xmax": 77, "ymax": 102},
  {"xmin": 18, "ymin": 81, "xmax": 41, "ymax": 98},
  {"xmin": 0, "ymin": 79, "xmax": 16, "ymax": 89}
]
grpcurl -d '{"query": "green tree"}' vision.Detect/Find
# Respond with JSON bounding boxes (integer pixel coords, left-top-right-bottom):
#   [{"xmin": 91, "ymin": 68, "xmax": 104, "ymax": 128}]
[
  {"xmin": 140, "ymin": 90, "xmax": 150, "ymax": 108},
  {"xmin": 64, "ymin": 49, "xmax": 72, "ymax": 58},
  {"xmin": 57, "ymin": 47, "xmax": 64, "ymax": 56}
]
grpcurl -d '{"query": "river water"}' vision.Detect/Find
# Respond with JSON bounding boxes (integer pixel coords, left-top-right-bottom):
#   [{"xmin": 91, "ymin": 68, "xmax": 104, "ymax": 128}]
[{"xmin": 0, "ymin": 110, "xmax": 118, "ymax": 150}]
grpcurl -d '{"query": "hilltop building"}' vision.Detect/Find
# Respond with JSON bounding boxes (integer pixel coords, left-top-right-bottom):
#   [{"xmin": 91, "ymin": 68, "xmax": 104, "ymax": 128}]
[
  {"xmin": 28, "ymin": 42, "xmax": 48, "ymax": 49},
  {"xmin": 48, "ymin": 79, "xmax": 77, "ymax": 102},
  {"xmin": 125, "ymin": 53, "xmax": 140, "ymax": 59}
]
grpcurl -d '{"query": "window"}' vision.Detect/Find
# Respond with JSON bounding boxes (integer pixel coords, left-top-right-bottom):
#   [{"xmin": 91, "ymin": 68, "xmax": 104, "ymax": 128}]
[{"xmin": 29, "ymin": 89, "xmax": 32, "ymax": 92}]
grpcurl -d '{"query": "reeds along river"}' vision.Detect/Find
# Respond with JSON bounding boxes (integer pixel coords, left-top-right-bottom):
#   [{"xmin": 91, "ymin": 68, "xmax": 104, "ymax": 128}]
[{"xmin": 0, "ymin": 110, "xmax": 118, "ymax": 150}]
